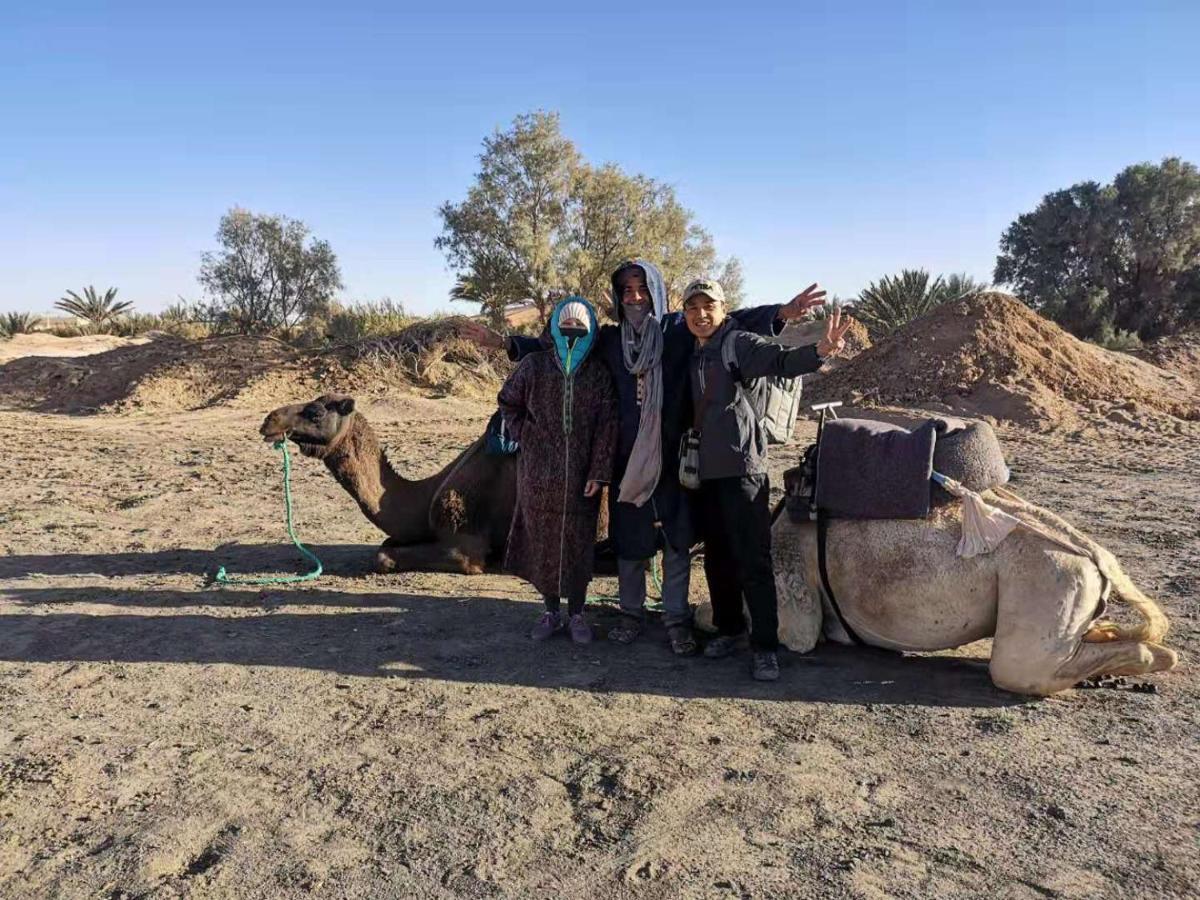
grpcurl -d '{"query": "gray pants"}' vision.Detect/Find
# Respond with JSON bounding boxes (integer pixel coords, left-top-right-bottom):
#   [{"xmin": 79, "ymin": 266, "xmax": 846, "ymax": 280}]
[{"xmin": 617, "ymin": 538, "xmax": 693, "ymax": 627}]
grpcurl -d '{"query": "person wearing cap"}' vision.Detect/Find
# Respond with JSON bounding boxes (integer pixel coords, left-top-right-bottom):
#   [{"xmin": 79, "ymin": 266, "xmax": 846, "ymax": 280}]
[
  {"xmin": 462, "ymin": 261, "xmax": 826, "ymax": 655},
  {"xmin": 682, "ymin": 278, "xmax": 855, "ymax": 681},
  {"xmin": 497, "ymin": 296, "xmax": 617, "ymax": 643}
]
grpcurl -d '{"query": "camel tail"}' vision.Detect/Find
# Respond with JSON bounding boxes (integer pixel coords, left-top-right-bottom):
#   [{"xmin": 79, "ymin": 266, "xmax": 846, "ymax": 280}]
[
  {"xmin": 1083, "ymin": 553, "xmax": 1170, "ymax": 644},
  {"xmin": 988, "ymin": 486, "xmax": 1170, "ymax": 645}
]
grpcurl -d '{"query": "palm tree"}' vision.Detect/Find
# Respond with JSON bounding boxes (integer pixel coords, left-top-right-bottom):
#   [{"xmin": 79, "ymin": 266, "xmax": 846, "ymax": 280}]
[
  {"xmin": 0, "ymin": 312, "xmax": 42, "ymax": 337},
  {"xmin": 54, "ymin": 286, "xmax": 134, "ymax": 333},
  {"xmin": 854, "ymin": 270, "xmax": 988, "ymax": 338}
]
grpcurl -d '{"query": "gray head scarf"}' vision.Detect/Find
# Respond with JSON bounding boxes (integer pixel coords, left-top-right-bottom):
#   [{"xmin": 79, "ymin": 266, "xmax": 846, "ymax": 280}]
[{"xmin": 612, "ymin": 259, "xmax": 666, "ymax": 507}]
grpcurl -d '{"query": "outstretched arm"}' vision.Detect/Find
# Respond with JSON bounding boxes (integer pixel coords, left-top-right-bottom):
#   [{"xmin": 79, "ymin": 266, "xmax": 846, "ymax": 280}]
[
  {"xmin": 732, "ymin": 309, "xmax": 855, "ymax": 378},
  {"xmin": 729, "ymin": 283, "xmax": 829, "ymax": 336},
  {"xmin": 458, "ymin": 320, "xmax": 549, "ymax": 361}
]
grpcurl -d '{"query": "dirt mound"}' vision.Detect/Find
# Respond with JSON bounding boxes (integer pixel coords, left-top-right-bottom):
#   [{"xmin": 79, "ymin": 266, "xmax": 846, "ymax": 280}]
[
  {"xmin": 0, "ymin": 332, "xmax": 150, "ymax": 364},
  {"xmin": 0, "ymin": 321, "xmax": 512, "ymax": 414},
  {"xmin": 806, "ymin": 292, "xmax": 1199, "ymax": 429},
  {"xmin": 1135, "ymin": 330, "xmax": 1200, "ymax": 388},
  {"xmin": 0, "ymin": 335, "xmax": 298, "ymax": 413}
]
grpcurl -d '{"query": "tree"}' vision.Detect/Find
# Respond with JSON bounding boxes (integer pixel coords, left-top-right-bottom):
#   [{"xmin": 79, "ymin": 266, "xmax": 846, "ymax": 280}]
[
  {"xmin": 853, "ymin": 269, "xmax": 987, "ymax": 338},
  {"xmin": 198, "ymin": 208, "xmax": 343, "ymax": 335},
  {"xmin": 438, "ymin": 111, "xmax": 725, "ymax": 323},
  {"xmin": 54, "ymin": 286, "xmax": 134, "ymax": 333},
  {"xmin": 437, "ymin": 112, "xmax": 576, "ymax": 325},
  {"xmin": 714, "ymin": 257, "xmax": 746, "ymax": 309},
  {"xmin": 995, "ymin": 157, "xmax": 1200, "ymax": 340}
]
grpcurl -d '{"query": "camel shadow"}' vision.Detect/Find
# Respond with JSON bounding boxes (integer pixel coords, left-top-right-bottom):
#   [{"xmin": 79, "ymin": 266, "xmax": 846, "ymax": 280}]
[{"xmin": 0, "ymin": 581, "xmax": 1025, "ymax": 709}]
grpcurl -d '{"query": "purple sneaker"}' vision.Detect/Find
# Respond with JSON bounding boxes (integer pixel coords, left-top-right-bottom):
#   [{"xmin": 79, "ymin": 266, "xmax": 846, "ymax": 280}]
[
  {"xmin": 530, "ymin": 611, "xmax": 564, "ymax": 641},
  {"xmin": 568, "ymin": 613, "xmax": 594, "ymax": 644}
]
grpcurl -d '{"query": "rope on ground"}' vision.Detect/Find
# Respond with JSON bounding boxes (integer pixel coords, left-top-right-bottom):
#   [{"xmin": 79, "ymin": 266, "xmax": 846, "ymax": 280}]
[{"xmin": 213, "ymin": 439, "xmax": 323, "ymax": 586}]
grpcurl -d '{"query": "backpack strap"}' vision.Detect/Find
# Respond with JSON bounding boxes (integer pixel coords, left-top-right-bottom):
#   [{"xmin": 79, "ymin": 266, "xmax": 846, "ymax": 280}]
[{"xmin": 719, "ymin": 329, "xmax": 750, "ymax": 387}]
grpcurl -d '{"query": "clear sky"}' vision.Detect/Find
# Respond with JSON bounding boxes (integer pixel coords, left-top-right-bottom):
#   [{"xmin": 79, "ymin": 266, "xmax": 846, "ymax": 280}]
[{"xmin": 3, "ymin": 1, "xmax": 1198, "ymax": 315}]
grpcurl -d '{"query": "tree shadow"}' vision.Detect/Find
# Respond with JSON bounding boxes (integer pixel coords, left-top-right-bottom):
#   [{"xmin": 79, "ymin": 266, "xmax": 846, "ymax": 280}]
[{"xmin": 0, "ymin": 583, "xmax": 1026, "ymax": 709}]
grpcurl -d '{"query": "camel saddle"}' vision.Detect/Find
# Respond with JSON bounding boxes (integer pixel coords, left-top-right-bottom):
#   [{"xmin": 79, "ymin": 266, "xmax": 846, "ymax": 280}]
[{"xmin": 786, "ymin": 416, "xmax": 1010, "ymax": 522}]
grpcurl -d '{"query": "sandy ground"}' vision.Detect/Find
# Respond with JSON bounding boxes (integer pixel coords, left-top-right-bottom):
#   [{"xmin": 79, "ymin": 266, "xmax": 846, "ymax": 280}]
[{"xmin": 1, "ymin": 390, "xmax": 1197, "ymax": 899}]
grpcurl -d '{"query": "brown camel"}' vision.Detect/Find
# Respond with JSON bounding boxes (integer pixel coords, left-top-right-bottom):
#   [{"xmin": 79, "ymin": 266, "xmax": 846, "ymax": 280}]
[{"xmin": 260, "ymin": 394, "xmax": 518, "ymax": 575}]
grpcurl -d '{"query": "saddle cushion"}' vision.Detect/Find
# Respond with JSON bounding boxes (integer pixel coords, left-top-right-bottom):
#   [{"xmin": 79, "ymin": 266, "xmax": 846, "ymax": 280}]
[
  {"xmin": 811, "ymin": 416, "xmax": 1009, "ymax": 520},
  {"xmin": 815, "ymin": 418, "xmax": 937, "ymax": 519}
]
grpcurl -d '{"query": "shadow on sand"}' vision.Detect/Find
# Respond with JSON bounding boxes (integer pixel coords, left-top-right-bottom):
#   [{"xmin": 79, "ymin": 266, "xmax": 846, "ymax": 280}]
[{"xmin": 0, "ymin": 548, "xmax": 1027, "ymax": 711}]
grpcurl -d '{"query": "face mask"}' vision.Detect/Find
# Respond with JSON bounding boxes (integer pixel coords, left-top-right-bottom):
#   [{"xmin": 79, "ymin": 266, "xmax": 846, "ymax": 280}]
[
  {"xmin": 623, "ymin": 301, "xmax": 651, "ymax": 331},
  {"xmin": 560, "ymin": 326, "xmax": 587, "ymax": 343}
]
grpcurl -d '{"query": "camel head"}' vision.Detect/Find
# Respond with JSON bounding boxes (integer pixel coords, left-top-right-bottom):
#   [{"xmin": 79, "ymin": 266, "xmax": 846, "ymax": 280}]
[{"xmin": 260, "ymin": 394, "xmax": 358, "ymax": 458}]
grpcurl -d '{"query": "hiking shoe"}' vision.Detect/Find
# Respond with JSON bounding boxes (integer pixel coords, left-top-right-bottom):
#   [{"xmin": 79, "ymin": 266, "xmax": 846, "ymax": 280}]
[
  {"xmin": 568, "ymin": 614, "xmax": 594, "ymax": 644},
  {"xmin": 530, "ymin": 611, "xmax": 564, "ymax": 641},
  {"xmin": 607, "ymin": 616, "xmax": 642, "ymax": 644},
  {"xmin": 667, "ymin": 624, "xmax": 699, "ymax": 656},
  {"xmin": 703, "ymin": 633, "xmax": 749, "ymax": 659},
  {"xmin": 751, "ymin": 651, "xmax": 780, "ymax": 682}
]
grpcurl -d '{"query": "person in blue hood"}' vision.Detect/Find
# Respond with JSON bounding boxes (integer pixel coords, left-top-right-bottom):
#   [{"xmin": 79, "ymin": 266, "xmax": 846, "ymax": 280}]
[
  {"xmin": 466, "ymin": 263, "xmax": 827, "ymax": 655},
  {"xmin": 496, "ymin": 296, "xmax": 617, "ymax": 644}
]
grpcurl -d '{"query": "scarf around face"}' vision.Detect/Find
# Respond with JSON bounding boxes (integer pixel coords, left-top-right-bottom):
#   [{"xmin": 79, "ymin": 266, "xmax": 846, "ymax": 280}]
[{"xmin": 612, "ymin": 260, "xmax": 666, "ymax": 507}]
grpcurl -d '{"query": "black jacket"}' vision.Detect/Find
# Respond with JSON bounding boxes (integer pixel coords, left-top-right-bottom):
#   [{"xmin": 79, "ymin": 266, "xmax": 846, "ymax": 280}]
[{"xmin": 689, "ymin": 320, "xmax": 823, "ymax": 481}]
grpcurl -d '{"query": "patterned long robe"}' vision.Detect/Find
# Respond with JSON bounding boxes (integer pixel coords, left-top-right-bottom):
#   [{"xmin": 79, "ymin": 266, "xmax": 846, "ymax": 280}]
[{"xmin": 498, "ymin": 350, "xmax": 617, "ymax": 600}]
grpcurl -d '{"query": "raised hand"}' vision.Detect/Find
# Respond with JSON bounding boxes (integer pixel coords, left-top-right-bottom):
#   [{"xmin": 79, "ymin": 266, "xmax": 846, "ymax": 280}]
[
  {"xmin": 779, "ymin": 283, "xmax": 828, "ymax": 321},
  {"xmin": 457, "ymin": 319, "xmax": 506, "ymax": 350},
  {"xmin": 816, "ymin": 307, "xmax": 855, "ymax": 359}
]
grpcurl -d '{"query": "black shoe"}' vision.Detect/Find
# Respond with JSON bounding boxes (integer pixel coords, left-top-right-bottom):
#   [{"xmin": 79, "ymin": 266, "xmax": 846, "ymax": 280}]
[
  {"xmin": 751, "ymin": 651, "xmax": 780, "ymax": 682},
  {"xmin": 703, "ymin": 633, "xmax": 749, "ymax": 659}
]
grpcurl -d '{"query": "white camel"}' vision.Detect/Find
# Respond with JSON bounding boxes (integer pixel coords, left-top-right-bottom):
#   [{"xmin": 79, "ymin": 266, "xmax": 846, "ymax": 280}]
[{"xmin": 699, "ymin": 487, "xmax": 1178, "ymax": 696}]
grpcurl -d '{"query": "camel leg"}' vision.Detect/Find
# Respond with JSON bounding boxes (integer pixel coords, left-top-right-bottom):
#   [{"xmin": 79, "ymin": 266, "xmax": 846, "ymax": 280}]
[
  {"xmin": 373, "ymin": 535, "xmax": 488, "ymax": 575},
  {"xmin": 988, "ymin": 549, "xmax": 1106, "ymax": 696},
  {"xmin": 1051, "ymin": 641, "xmax": 1178, "ymax": 686}
]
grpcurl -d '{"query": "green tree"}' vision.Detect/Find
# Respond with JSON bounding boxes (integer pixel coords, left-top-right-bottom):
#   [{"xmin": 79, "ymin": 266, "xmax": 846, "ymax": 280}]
[
  {"xmin": 437, "ymin": 112, "xmax": 576, "ymax": 325},
  {"xmin": 995, "ymin": 157, "xmax": 1200, "ymax": 340},
  {"xmin": 54, "ymin": 286, "xmax": 134, "ymax": 333},
  {"xmin": 438, "ymin": 111, "xmax": 724, "ymax": 323},
  {"xmin": 198, "ymin": 208, "xmax": 343, "ymax": 335},
  {"xmin": 853, "ymin": 269, "xmax": 987, "ymax": 338}
]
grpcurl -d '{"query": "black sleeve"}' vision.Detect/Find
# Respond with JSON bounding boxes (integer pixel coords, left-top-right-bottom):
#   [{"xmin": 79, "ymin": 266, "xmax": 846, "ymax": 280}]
[{"xmin": 732, "ymin": 333, "xmax": 823, "ymax": 379}]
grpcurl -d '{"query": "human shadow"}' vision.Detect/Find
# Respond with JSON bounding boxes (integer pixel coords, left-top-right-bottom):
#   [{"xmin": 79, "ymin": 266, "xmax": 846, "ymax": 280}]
[{"xmin": 0, "ymin": 584, "xmax": 1026, "ymax": 709}]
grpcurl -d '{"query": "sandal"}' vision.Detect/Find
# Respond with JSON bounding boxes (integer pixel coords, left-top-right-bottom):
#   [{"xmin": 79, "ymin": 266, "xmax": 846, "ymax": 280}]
[
  {"xmin": 668, "ymin": 624, "xmax": 698, "ymax": 656},
  {"xmin": 607, "ymin": 616, "xmax": 643, "ymax": 644}
]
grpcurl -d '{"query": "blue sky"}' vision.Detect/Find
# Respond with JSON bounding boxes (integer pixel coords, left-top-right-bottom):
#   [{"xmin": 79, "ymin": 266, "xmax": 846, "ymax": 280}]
[{"xmin": 3, "ymin": 1, "xmax": 1198, "ymax": 315}]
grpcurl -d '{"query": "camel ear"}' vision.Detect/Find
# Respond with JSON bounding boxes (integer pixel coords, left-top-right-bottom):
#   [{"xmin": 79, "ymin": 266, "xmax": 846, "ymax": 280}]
[{"xmin": 331, "ymin": 397, "xmax": 355, "ymax": 416}]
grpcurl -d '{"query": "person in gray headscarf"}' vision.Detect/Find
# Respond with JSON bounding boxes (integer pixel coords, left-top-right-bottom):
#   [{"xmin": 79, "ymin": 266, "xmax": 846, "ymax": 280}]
[{"xmin": 462, "ymin": 261, "xmax": 827, "ymax": 655}]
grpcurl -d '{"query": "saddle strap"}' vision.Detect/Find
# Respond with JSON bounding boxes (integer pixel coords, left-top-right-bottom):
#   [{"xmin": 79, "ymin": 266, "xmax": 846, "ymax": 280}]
[{"xmin": 817, "ymin": 509, "xmax": 864, "ymax": 646}]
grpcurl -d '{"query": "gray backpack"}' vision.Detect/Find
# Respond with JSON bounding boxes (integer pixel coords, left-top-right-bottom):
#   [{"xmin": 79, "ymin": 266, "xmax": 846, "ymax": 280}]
[{"xmin": 720, "ymin": 330, "xmax": 804, "ymax": 445}]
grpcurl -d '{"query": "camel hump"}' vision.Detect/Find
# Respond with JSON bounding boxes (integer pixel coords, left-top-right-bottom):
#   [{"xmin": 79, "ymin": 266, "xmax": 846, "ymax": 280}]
[{"xmin": 427, "ymin": 437, "xmax": 500, "ymax": 534}]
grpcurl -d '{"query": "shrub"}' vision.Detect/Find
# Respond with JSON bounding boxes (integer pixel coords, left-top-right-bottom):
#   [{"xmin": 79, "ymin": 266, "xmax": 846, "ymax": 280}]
[
  {"xmin": 323, "ymin": 299, "xmax": 413, "ymax": 346},
  {"xmin": 54, "ymin": 286, "xmax": 134, "ymax": 333},
  {"xmin": 0, "ymin": 312, "xmax": 42, "ymax": 337},
  {"xmin": 854, "ymin": 270, "xmax": 988, "ymax": 338}
]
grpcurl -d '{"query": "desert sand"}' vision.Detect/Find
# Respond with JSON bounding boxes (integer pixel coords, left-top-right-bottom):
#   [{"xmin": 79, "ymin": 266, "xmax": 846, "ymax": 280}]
[{"xmin": 0, "ymin": 309, "xmax": 1197, "ymax": 898}]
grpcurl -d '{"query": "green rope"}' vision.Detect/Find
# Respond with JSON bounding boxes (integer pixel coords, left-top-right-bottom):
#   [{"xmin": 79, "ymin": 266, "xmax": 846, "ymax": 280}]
[{"xmin": 214, "ymin": 439, "xmax": 323, "ymax": 586}]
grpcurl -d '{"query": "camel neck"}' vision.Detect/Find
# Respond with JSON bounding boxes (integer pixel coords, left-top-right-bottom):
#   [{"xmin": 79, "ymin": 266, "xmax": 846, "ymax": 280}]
[{"xmin": 322, "ymin": 415, "xmax": 437, "ymax": 541}]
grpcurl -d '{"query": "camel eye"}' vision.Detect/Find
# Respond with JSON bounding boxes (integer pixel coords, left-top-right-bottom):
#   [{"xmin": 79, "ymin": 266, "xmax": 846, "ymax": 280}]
[{"xmin": 301, "ymin": 405, "xmax": 323, "ymax": 421}]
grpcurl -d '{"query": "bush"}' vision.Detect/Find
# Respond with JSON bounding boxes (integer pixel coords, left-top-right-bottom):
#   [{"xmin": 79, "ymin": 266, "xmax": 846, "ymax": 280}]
[
  {"xmin": 321, "ymin": 299, "xmax": 413, "ymax": 346},
  {"xmin": 854, "ymin": 270, "xmax": 988, "ymax": 338},
  {"xmin": 1094, "ymin": 323, "xmax": 1144, "ymax": 352},
  {"xmin": 0, "ymin": 312, "xmax": 42, "ymax": 337},
  {"xmin": 54, "ymin": 286, "xmax": 134, "ymax": 333}
]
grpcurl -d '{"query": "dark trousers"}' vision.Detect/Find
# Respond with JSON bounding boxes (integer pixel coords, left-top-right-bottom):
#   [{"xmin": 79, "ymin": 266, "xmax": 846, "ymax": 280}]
[
  {"xmin": 544, "ymin": 594, "xmax": 585, "ymax": 616},
  {"xmin": 696, "ymin": 474, "xmax": 779, "ymax": 651}
]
